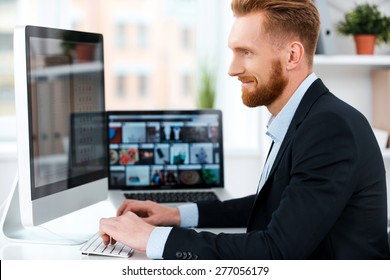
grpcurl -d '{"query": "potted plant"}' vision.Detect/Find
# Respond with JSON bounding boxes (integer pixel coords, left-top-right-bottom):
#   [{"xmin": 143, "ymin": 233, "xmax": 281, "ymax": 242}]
[
  {"xmin": 336, "ymin": 3, "xmax": 390, "ymax": 55},
  {"xmin": 197, "ymin": 63, "xmax": 216, "ymax": 109}
]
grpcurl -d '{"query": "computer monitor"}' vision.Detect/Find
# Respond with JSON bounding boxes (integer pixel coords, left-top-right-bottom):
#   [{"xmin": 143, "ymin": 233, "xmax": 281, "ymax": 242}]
[{"xmin": 0, "ymin": 25, "xmax": 108, "ymax": 244}]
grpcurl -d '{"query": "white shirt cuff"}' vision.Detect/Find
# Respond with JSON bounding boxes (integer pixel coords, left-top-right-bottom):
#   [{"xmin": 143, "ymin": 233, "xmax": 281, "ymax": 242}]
[
  {"xmin": 145, "ymin": 204, "xmax": 199, "ymax": 259},
  {"xmin": 146, "ymin": 226, "xmax": 172, "ymax": 259},
  {"xmin": 178, "ymin": 203, "xmax": 199, "ymax": 228}
]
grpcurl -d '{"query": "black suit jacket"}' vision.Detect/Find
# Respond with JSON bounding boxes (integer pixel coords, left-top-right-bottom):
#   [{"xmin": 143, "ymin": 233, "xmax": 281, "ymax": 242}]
[{"xmin": 163, "ymin": 79, "xmax": 390, "ymax": 259}]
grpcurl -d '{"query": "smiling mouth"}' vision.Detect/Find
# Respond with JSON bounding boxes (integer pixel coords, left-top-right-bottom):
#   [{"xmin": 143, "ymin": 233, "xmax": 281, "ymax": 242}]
[
  {"xmin": 238, "ymin": 77, "xmax": 255, "ymax": 84},
  {"xmin": 239, "ymin": 79, "xmax": 255, "ymax": 88}
]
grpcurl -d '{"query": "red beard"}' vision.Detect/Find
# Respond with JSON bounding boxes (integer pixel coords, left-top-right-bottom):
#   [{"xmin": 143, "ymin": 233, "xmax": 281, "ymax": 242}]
[{"xmin": 241, "ymin": 60, "xmax": 288, "ymax": 108}]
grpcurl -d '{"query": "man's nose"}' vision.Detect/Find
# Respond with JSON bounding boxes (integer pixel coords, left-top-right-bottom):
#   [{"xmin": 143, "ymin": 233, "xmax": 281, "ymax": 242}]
[{"xmin": 228, "ymin": 57, "xmax": 244, "ymax": 77}]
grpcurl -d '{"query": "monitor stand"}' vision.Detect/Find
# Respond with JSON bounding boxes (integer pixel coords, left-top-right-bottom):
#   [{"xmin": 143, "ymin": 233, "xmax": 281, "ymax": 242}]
[{"xmin": 0, "ymin": 175, "xmax": 99, "ymax": 245}]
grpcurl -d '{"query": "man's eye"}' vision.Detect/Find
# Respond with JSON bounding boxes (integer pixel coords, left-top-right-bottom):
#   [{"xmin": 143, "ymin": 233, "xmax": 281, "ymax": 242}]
[{"xmin": 243, "ymin": 50, "xmax": 251, "ymax": 56}]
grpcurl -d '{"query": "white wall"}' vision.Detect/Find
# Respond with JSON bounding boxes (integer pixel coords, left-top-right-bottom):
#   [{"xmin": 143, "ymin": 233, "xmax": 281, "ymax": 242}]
[{"xmin": 224, "ymin": 155, "xmax": 262, "ymax": 198}]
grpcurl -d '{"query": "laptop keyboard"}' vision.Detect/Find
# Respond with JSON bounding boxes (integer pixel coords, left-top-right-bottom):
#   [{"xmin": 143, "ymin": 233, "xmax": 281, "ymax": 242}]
[{"xmin": 124, "ymin": 191, "xmax": 219, "ymax": 203}]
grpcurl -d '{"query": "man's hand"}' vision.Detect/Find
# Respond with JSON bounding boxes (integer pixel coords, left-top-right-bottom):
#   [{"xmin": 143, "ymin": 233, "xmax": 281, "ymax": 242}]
[
  {"xmin": 117, "ymin": 199, "xmax": 181, "ymax": 227},
  {"xmin": 99, "ymin": 199, "xmax": 180, "ymax": 251},
  {"xmin": 99, "ymin": 211, "xmax": 155, "ymax": 252}
]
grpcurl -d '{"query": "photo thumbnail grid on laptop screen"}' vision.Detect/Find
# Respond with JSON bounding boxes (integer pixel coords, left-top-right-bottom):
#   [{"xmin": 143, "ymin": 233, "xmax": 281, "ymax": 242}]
[{"xmin": 107, "ymin": 110, "xmax": 224, "ymax": 190}]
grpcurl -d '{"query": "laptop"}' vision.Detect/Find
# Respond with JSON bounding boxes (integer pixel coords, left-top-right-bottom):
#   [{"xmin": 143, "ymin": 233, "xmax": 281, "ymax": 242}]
[{"xmin": 106, "ymin": 109, "xmax": 231, "ymax": 205}]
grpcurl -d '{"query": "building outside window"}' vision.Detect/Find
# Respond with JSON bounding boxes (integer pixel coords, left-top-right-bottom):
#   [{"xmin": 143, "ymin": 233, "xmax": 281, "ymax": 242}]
[
  {"xmin": 138, "ymin": 74, "xmax": 149, "ymax": 97},
  {"xmin": 116, "ymin": 75, "xmax": 126, "ymax": 98},
  {"xmin": 182, "ymin": 74, "xmax": 192, "ymax": 96},
  {"xmin": 0, "ymin": 1, "xmax": 16, "ymax": 116},
  {"xmin": 0, "ymin": 0, "xmax": 263, "ymax": 154},
  {"xmin": 137, "ymin": 24, "xmax": 148, "ymax": 49},
  {"xmin": 181, "ymin": 27, "xmax": 191, "ymax": 50},
  {"xmin": 115, "ymin": 23, "xmax": 127, "ymax": 49},
  {"xmin": 0, "ymin": 0, "xmax": 198, "ymax": 116},
  {"xmin": 70, "ymin": 0, "xmax": 196, "ymax": 110}
]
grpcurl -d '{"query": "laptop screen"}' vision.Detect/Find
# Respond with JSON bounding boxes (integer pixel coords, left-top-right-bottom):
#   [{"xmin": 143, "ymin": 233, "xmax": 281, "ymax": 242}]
[{"xmin": 107, "ymin": 110, "xmax": 224, "ymax": 190}]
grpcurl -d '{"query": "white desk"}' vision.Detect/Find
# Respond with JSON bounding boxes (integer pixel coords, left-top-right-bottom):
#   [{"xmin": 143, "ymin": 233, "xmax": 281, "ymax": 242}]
[
  {"xmin": 0, "ymin": 190, "xmax": 245, "ymax": 260},
  {"xmin": 0, "ymin": 241, "xmax": 149, "ymax": 260},
  {"xmin": 0, "ymin": 229, "xmax": 246, "ymax": 260}
]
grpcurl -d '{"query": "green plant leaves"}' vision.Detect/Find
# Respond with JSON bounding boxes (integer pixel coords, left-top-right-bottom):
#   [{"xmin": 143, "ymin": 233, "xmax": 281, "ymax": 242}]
[{"xmin": 336, "ymin": 3, "xmax": 390, "ymax": 45}]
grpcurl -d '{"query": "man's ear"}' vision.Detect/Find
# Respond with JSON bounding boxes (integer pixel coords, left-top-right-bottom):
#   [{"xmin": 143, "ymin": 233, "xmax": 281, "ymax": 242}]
[{"xmin": 286, "ymin": 41, "xmax": 304, "ymax": 70}]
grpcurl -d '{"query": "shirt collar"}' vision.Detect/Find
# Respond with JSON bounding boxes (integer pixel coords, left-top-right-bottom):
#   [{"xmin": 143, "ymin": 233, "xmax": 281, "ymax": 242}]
[{"xmin": 266, "ymin": 72, "xmax": 317, "ymax": 143}]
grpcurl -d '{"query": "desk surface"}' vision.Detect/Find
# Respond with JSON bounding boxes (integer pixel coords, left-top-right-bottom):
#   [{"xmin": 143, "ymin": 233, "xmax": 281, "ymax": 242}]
[
  {"xmin": 0, "ymin": 190, "xmax": 245, "ymax": 260},
  {"xmin": 1, "ymin": 229, "xmax": 246, "ymax": 260},
  {"xmin": 0, "ymin": 241, "xmax": 148, "ymax": 260}
]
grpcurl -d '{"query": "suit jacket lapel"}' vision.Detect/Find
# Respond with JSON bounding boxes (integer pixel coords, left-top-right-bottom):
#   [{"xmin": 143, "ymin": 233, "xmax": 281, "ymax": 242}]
[
  {"xmin": 248, "ymin": 79, "xmax": 330, "ymax": 230},
  {"xmin": 265, "ymin": 78, "xmax": 329, "ymax": 182}
]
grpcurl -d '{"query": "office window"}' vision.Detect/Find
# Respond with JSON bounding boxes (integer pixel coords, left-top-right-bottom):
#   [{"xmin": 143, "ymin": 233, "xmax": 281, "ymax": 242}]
[
  {"xmin": 0, "ymin": 33, "xmax": 13, "ymax": 52},
  {"xmin": 182, "ymin": 74, "xmax": 192, "ymax": 96},
  {"xmin": 0, "ymin": 81, "xmax": 14, "ymax": 115},
  {"xmin": 181, "ymin": 27, "xmax": 191, "ymax": 49},
  {"xmin": 115, "ymin": 23, "xmax": 127, "ymax": 49},
  {"xmin": 0, "ymin": 33, "xmax": 13, "ymax": 111},
  {"xmin": 138, "ymin": 74, "xmax": 149, "ymax": 97},
  {"xmin": 68, "ymin": 0, "xmax": 197, "ymax": 110},
  {"xmin": 0, "ymin": 0, "xmax": 198, "ymax": 114},
  {"xmin": 137, "ymin": 24, "xmax": 148, "ymax": 49},
  {"xmin": 116, "ymin": 75, "xmax": 126, "ymax": 98},
  {"xmin": 0, "ymin": 0, "xmax": 264, "ymax": 154},
  {"xmin": 0, "ymin": 0, "xmax": 16, "ymax": 117}
]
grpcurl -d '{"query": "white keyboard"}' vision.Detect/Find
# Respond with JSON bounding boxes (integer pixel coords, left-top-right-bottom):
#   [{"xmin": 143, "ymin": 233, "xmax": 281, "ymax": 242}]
[{"xmin": 80, "ymin": 232, "xmax": 134, "ymax": 258}]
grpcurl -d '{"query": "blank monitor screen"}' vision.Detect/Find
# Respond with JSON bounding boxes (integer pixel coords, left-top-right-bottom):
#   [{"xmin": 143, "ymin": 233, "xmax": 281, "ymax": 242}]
[
  {"xmin": 27, "ymin": 27, "xmax": 106, "ymax": 198},
  {"xmin": 14, "ymin": 25, "xmax": 108, "ymax": 227}
]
